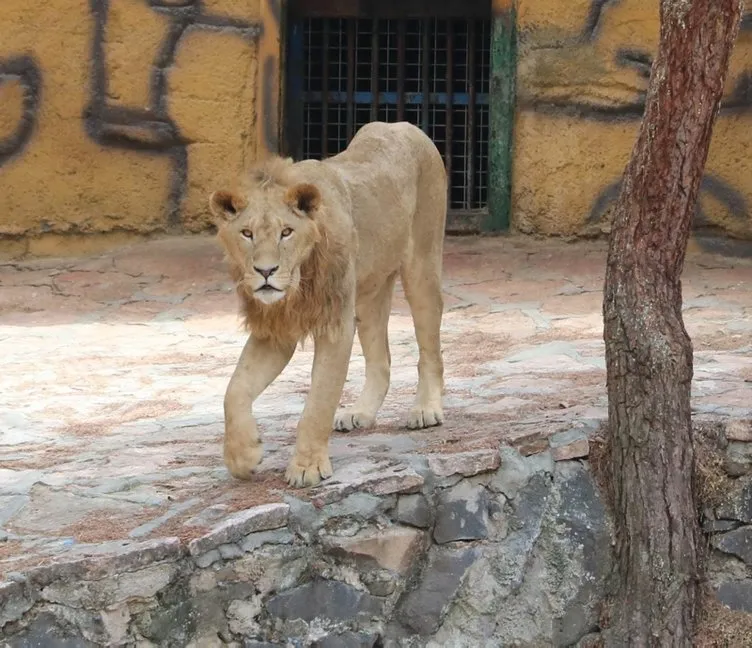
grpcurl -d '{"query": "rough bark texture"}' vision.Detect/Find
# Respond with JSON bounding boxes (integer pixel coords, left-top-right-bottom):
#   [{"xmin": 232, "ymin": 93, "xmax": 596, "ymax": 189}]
[{"xmin": 602, "ymin": 1, "xmax": 742, "ymax": 646}]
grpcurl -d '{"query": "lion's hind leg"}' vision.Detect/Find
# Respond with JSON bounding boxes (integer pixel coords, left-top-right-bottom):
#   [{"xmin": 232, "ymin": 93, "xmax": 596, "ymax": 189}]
[
  {"xmin": 400, "ymin": 202, "xmax": 445, "ymax": 430},
  {"xmin": 334, "ymin": 272, "xmax": 397, "ymax": 432},
  {"xmin": 401, "ymin": 256, "xmax": 445, "ymax": 429}
]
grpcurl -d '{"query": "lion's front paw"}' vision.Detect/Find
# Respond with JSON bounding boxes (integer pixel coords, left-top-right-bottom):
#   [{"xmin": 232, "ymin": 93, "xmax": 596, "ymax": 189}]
[
  {"xmin": 406, "ymin": 404, "xmax": 444, "ymax": 430},
  {"xmin": 285, "ymin": 451, "xmax": 333, "ymax": 488},
  {"xmin": 334, "ymin": 409, "xmax": 376, "ymax": 432},
  {"xmin": 224, "ymin": 441, "xmax": 263, "ymax": 480}
]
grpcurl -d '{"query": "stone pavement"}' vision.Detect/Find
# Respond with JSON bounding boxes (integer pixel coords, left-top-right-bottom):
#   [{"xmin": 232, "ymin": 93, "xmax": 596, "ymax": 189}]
[{"xmin": 1, "ymin": 234, "xmax": 750, "ymax": 577}]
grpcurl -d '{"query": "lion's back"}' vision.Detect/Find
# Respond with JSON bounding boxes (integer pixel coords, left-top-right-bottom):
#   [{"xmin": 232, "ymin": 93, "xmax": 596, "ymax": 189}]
[
  {"xmin": 332, "ymin": 121, "xmax": 443, "ymax": 183},
  {"xmin": 319, "ymin": 121, "xmax": 447, "ymax": 285},
  {"xmin": 323, "ymin": 121, "xmax": 445, "ymax": 223}
]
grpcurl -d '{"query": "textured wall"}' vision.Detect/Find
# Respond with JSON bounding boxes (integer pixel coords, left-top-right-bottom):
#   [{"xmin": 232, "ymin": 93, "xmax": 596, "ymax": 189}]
[
  {"xmin": 0, "ymin": 0, "xmax": 281, "ymax": 257},
  {"xmin": 3, "ymin": 0, "xmax": 751, "ymax": 257},
  {"xmin": 513, "ymin": 0, "xmax": 752, "ymax": 240}
]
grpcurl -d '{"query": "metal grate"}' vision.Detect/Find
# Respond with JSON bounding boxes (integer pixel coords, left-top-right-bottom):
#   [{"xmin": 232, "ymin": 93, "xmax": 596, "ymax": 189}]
[{"xmin": 295, "ymin": 17, "xmax": 490, "ymax": 212}]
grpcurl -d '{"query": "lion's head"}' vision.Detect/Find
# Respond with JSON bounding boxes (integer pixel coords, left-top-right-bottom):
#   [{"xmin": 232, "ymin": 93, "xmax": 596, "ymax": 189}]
[
  {"xmin": 210, "ymin": 160, "xmax": 324, "ymax": 306},
  {"xmin": 209, "ymin": 157, "xmax": 352, "ymax": 345}
]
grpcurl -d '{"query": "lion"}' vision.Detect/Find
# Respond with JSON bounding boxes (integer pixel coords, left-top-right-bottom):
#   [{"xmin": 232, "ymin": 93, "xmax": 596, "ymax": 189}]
[{"xmin": 209, "ymin": 121, "xmax": 447, "ymax": 488}]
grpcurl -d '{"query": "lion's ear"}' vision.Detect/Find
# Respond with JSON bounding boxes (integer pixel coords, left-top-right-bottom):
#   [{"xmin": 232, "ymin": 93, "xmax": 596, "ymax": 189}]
[
  {"xmin": 285, "ymin": 183, "xmax": 321, "ymax": 217},
  {"xmin": 209, "ymin": 190, "xmax": 247, "ymax": 221}
]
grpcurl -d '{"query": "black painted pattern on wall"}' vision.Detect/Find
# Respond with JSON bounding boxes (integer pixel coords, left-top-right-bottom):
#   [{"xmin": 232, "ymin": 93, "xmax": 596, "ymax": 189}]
[
  {"xmin": 525, "ymin": 1, "xmax": 752, "ymax": 231},
  {"xmin": 0, "ymin": 56, "xmax": 42, "ymax": 168},
  {"xmin": 1, "ymin": 1, "xmax": 268, "ymax": 232},
  {"xmin": 84, "ymin": 0, "xmax": 261, "ymax": 227}
]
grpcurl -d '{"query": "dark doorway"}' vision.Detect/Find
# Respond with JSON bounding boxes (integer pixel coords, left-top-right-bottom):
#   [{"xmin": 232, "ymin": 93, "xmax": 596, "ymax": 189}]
[{"xmin": 285, "ymin": 1, "xmax": 492, "ymax": 232}]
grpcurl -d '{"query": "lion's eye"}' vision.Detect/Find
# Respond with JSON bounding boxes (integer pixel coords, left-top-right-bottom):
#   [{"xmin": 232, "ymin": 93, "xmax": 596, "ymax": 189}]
[
  {"xmin": 280, "ymin": 227, "xmax": 293, "ymax": 239},
  {"xmin": 240, "ymin": 229, "xmax": 253, "ymax": 240}
]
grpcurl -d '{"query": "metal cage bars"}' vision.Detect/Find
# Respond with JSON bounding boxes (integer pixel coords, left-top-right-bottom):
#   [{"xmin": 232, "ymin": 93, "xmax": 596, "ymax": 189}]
[{"xmin": 292, "ymin": 17, "xmax": 491, "ymax": 213}]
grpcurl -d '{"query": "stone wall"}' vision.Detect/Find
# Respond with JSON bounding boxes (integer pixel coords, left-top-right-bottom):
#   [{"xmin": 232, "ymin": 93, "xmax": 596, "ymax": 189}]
[
  {"xmin": 4, "ymin": 421, "xmax": 752, "ymax": 646},
  {"xmin": 1, "ymin": 445, "xmax": 613, "ymax": 648},
  {"xmin": 512, "ymin": 0, "xmax": 752, "ymax": 241},
  {"xmin": 0, "ymin": 0, "xmax": 280, "ymax": 258},
  {"xmin": 702, "ymin": 420, "xmax": 752, "ymax": 623}
]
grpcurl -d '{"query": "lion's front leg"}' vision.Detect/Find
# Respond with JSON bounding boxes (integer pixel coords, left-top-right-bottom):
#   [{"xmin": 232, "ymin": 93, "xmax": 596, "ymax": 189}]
[
  {"xmin": 285, "ymin": 313, "xmax": 356, "ymax": 488},
  {"xmin": 224, "ymin": 334, "xmax": 295, "ymax": 479}
]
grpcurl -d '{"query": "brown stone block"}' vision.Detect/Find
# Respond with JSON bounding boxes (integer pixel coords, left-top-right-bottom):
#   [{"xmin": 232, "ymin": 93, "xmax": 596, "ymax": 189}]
[
  {"xmin": 726, "ymin": 420, "xmax": 752, "ymax": 443},
  {"xmin": 518, "ymin": 438, "xmax": 549, "ymax": 457},
  {"xmin": 0, "ymin": 2, "xmax": 176, "ymax": 237},
  {"xmin": 514, "ymin": 0, "xmax": 752, "ymax": 241},
  {"xmin": 169, "ymin": 30, "xmax": 257, "ymax": 230},
  {"xmin": 428, "ymin": 449, "xmax": 502, "ymax": 479},
  {"xmin": 181, "ymin": 143, "xmax": 248, "ymax": 230},
  {"xmin": 105, "ymin": 0, "xmax": 170, "ymax": 107},
  {"xmin": 702, "ymin": 114, "xmax": 752, "ymax": 239},
  {"xmin": 517, "ymin": 0, "xmax": 595, "ymax": 36},
  {"xmin": 0, "ymin": 127, "xmax": 174, "ymax": 235},
  {"xmin": 325, "ymin": 526, "xmax": 426, "ymax": 574},
  {"xmin": 0, "ymin": 78, "xmax": 24, "ymax": 139},
  {"xmin": 170, "ymin": 29, "xmax": 258, "ymax": 105},
  {"xmin": 169, "ymin": 31, "xmax": 257, "ymax": 146},
  {"xmin": 512, "ymin": 111, "xmax": 637, "ymax": 236},
  {"xmin": 203, "ymin": 0, "xmax": 261, "ymax": 20},
  {"xmin": 0, "ymin": 3, "xmax": 90, "ymax": 122},
  {"xmin": 551, "ymin": 437, "xmax": 590, "ymax": 462}
]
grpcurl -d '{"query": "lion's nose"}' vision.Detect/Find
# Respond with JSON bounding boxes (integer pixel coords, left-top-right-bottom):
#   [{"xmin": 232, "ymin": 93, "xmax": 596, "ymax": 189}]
[{"xmin": 254, "ymin": 265, "xmax": 278, "ymax": 280}]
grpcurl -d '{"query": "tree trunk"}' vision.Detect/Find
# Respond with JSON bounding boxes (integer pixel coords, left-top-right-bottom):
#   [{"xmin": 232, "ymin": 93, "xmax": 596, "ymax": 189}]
[{"xmin": 602, "ymin": 1, "xmax": 742, "ymax": 646}]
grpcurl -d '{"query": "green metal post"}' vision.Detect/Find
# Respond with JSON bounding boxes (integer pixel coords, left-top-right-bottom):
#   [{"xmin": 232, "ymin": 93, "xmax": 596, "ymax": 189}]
[{"xmin": 487, "ymin": 1, "xmax": 517, "ymax": 232}]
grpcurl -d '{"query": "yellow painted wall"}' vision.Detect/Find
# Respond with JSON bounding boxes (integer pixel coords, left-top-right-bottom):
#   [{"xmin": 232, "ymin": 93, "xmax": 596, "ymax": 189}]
[
  {"xmin": 0, "ymin": 0, "xmax": 281, "ymax": 257},
  {"xmin": 514, "ymin": 0, "xmax": 752, "ymax": 241},
  {"xmin": 3, "ymin": 0, "xmax": 750, "ymax": 256}
]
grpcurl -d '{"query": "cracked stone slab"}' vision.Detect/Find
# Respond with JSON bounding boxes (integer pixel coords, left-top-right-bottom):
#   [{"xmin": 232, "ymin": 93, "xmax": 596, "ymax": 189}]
[
  {"xmin": 394, "ymin": 493, "xmax": 434, "ymax": 529},
  {"xmin": 490, "ymin": 447, "xmax": 553, "ymax": 500},
  {"xmin": 187, "ymin": 503, "xmax": 289, "ymax": 556},
  {"xmin": 0, "ymin": 470, "xmax": 45, "ymax": 496},
  {"xmin": 427, "ymin": 449, "xmax": 501, "ymax": 479},
  {"xmin": 41, "ymin": 561, "xmax": 179, "ymax": 608},
  {"xmin": 265, "ymin": 579, "xmax": 382, "ymax": 623},
  {"xmin": 725, "ymin": 419, "xmax": 752, "ymax": 442},
  {"xmin": 63, "ymin": 536, "xmax": 181, "ymax": 571},
  {"xmin": 397, "ymin": 545, "xmax": 481, "ymax": 635},
  {"xmin": 712, "ymin": 526, "xmax": 752, "ymax": 564},
  {"xmin": 716, "ymin": 477, "xmax": 752, "ymax": 523},
  {"xmin": 716, "ymin": 580, "xmax": 752, "ymax": 613},
  {"xmin": 433, "ymin": 481, "xmax": 490, "ymax": 544},
  {"xmin": 323, "ymin": 525, "xmax": 426, "ymax": 574},
  {"xmin": 311, "ymin": 460, "xmax": 424, "ymax": 506},
  {"xmin": 549, "ymin": 429, "xmax": 590, "ymax": 461},
  {"xmin": 0, "ymin": 579, "xmax": 34, "ymax": 626}
]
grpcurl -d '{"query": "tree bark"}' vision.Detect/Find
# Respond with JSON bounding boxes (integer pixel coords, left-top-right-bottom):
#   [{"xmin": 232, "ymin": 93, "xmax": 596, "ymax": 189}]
[{"xmin": 602, "ymin": 1, "xmax": 742, "ymax": 646}]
